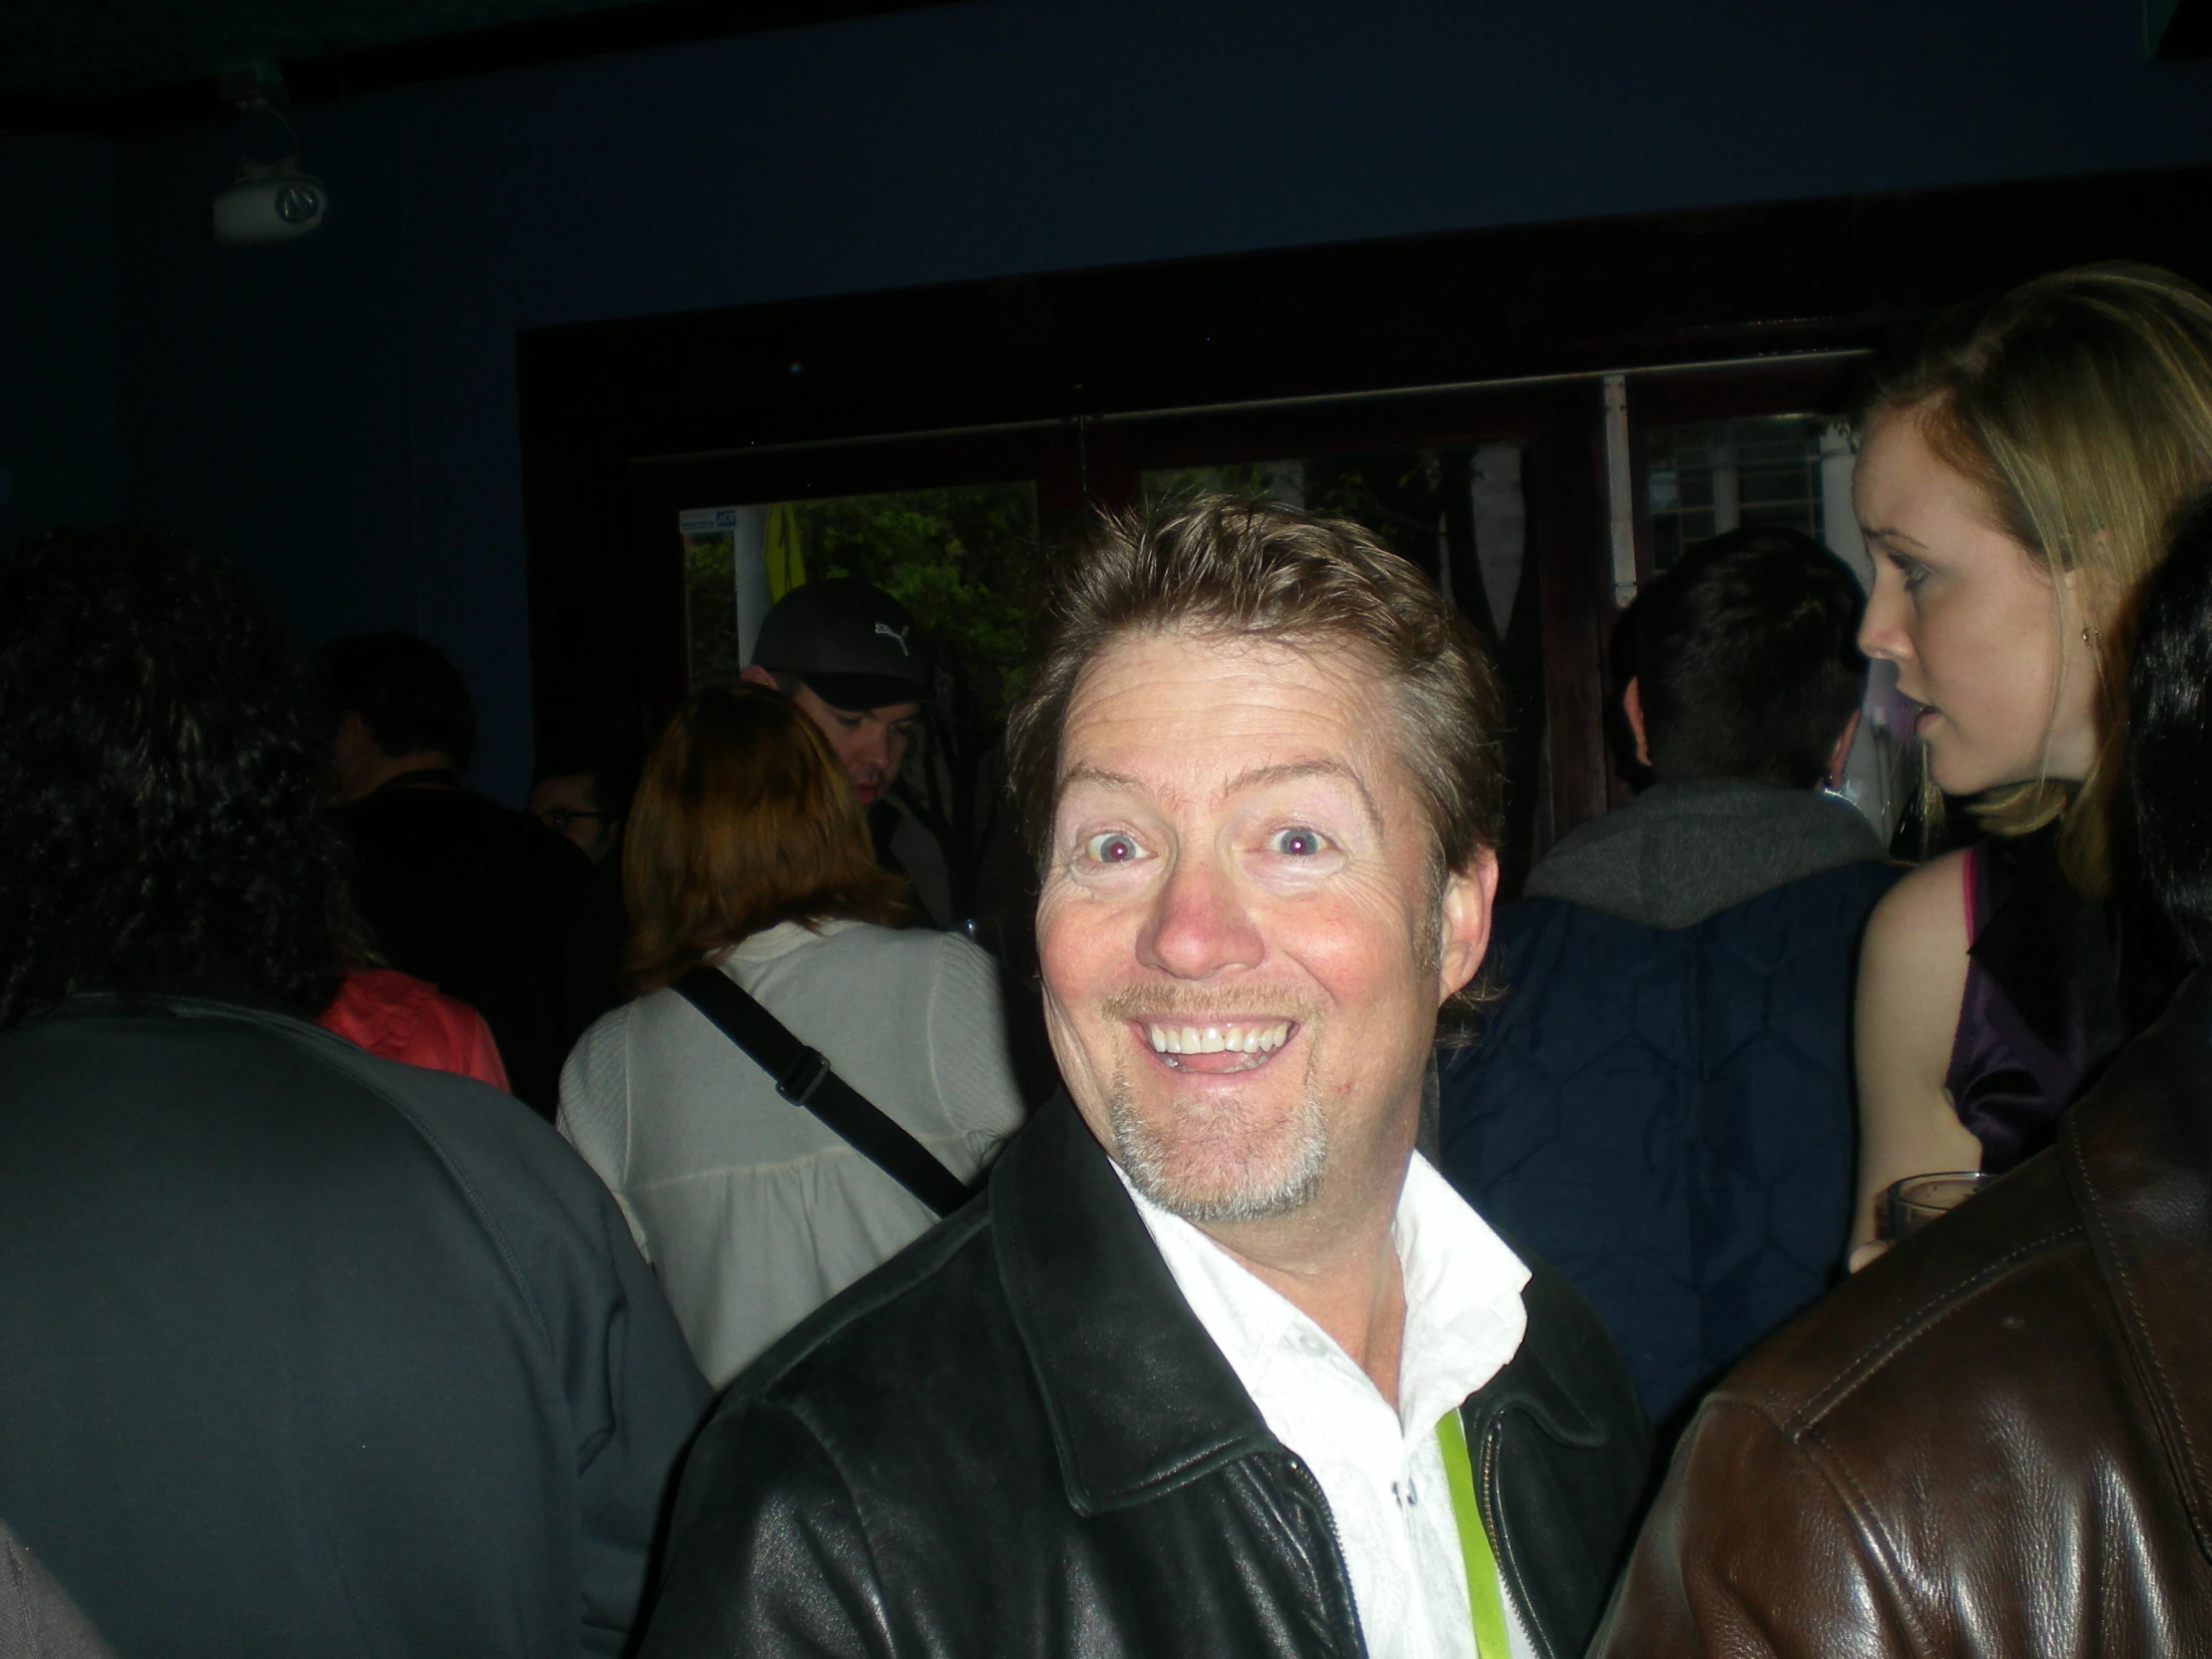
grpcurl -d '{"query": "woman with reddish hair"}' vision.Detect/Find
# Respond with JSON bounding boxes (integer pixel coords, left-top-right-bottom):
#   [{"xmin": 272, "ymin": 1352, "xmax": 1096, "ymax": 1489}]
[{"xmin": 558, "ymin": 683, "xmax": 1027, "ymax": 1386}]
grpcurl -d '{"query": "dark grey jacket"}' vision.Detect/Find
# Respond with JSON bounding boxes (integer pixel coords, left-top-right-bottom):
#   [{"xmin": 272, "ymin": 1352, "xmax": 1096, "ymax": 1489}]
[
  {"xmin": 0, "ymin": 994, "xmax": 711, "ymax": 1659},
  {"xmin": 643, "ymin": 1093, "xmax": 1650, "ymax": 1659},
  {"xmin": 1, "ymin": 1521, "xmax": 112, "ymax": 1659}
]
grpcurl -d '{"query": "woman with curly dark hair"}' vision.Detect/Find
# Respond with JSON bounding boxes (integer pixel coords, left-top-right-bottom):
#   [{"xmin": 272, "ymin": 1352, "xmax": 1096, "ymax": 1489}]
[
  {"xmin": 0, "ymin": 529, "xmax": 708, "ymax": 1657},
  {"xmin": 0, "ymin": 530, "xmax": 349, "ymax": 1026},
  {"xmin": 0, "ymin": 531, "xmax": 510, "ymax": 1088}
]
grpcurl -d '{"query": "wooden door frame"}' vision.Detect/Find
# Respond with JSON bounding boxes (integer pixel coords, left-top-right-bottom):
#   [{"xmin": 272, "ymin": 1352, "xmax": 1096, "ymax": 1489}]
[{"xmin": 519, "ymin": 161, "xmax": 2212, "ymax": 848}]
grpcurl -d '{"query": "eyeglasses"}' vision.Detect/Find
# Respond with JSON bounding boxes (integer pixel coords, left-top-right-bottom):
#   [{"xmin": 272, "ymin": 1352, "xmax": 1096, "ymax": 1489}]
[{"xmin": 537, "ymin": 808, "xmax": 613, "ymax": 833}]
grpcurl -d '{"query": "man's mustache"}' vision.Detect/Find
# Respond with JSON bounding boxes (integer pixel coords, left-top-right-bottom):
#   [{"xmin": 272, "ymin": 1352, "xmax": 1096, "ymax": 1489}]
[{"xmin": 1100, "ymin": 985, "xmax": 1325, "ymax": 1024}]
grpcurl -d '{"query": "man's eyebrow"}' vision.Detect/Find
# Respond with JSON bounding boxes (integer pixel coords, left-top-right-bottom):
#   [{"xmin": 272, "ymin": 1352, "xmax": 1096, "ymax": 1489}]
[
  {"xmin": 1222, "ymin": 760, "xmax": 1382, "ymax": 833},
  {"xmin": 1058, "ymin": 763, "xmax": 1146, "ymax": 795}
]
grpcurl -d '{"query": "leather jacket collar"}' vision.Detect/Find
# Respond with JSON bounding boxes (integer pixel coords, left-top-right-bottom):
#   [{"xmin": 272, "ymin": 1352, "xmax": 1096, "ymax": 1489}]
[
  {"xmin": 993, "ymin": 1092, "xmax": 1618, "ymax": 1489},
  {"xmin": 2066, "ymin": 968, "xmax": 2212, "ymax": 1561},
  {"xmin": 991, "ymin": 1093, "xmax": 1281, "ymax": 1515},
  {"xmin": 986, "ymin": 1091, "xmax": 1650, "ymax": 1659}
]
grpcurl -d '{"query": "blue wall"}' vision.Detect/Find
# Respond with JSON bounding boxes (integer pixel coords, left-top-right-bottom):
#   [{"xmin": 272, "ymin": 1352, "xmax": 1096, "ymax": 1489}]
[
  {"xmin": 1, "ymin": 133, "xmax": 115, "ymax": 549},
  {"xmin": 21, "ymin": 0, "xmax": 2212, "ymax": 800}
]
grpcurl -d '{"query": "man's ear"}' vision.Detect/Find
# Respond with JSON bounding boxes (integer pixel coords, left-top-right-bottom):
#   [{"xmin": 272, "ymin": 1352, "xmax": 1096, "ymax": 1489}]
[
  {"xmin": 1825, "ymin": 709, "xmax": 1863, "ymax": 789},
  {"xmin": 1622, "ymin": 676, "xmax": 1652, "ymax": 771},
  {"xmin": 1435, "ymin": 847, "xmax": 1500, "ymax": 1005}
]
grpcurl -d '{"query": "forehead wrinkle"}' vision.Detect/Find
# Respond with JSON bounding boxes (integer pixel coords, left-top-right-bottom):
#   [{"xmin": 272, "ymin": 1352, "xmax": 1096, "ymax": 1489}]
[{"xmin": 1054, "ymin": 635, "xmax": 1403, "ymax": 830}]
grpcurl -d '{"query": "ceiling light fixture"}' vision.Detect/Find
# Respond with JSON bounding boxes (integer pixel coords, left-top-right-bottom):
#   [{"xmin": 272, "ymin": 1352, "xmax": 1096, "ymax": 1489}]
[{"xmin": 212, "ymin": 87, "xmax": 329, "ymax": 247}]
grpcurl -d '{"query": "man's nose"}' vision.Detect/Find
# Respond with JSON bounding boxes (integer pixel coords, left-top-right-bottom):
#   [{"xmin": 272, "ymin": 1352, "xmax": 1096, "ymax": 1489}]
[
  {"xmin": 1859, "ymin": 569, "xmax": 1912, "ymax": 665},
  {"xmin": 1138, "ymin": 848, "xmax": 1264, "ymax": 981},
  {"xmin": 850, "ymin": 724, "xmax": 892, "ymax": 776}
]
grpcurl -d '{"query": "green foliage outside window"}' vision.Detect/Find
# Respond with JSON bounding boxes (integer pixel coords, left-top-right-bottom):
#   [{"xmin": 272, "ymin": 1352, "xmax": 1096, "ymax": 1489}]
[{"xmin": 790, "ymin": 484, "xmax": 1040, "ymax": 917}]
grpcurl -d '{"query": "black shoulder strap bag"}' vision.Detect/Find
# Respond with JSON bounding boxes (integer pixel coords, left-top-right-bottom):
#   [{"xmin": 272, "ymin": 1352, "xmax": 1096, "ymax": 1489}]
[{"xmin": 673, "ymin": 964, "xmax": 972, "ymax": 1218}]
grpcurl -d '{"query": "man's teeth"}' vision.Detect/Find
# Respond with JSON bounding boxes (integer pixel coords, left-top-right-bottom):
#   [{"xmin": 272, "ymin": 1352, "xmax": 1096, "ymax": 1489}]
[{"xmin": 1145, "ymin": 1022, "xmax": 1292, "ymax": 1055}]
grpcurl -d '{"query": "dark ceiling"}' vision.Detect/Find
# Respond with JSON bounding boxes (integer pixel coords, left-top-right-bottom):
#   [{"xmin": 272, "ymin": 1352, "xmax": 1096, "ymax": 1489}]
[
  {"xmin": 0, "ymin": 0, "xmax": 958, "ymax": 129},
  {"xmin": 12, "ymin": 0, "xmax": 2205, "ymax": 133},
  {"xmin": 1, "ymin": 0, "xmax": 654, "ymax": 100}
]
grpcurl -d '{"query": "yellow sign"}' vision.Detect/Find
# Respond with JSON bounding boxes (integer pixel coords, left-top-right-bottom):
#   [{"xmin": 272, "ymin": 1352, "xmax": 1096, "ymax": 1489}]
[{"xmin": 766, "ymin": 504, "xmax": 807, "ymax": 599}]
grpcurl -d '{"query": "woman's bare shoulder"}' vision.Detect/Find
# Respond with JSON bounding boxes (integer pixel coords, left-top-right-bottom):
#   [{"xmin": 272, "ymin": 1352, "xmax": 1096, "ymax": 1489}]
[{"xmin": 1865, "ymin": 847, "xmax": 1973, "ymax": 960}]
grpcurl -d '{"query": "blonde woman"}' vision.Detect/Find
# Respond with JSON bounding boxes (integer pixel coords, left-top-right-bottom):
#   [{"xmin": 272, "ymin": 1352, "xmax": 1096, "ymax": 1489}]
[
  {"xmin": 557, "ymin": 684, "xmax": 1029, "ymax": 1385},
  {"xmin": 1850, "ymin": 264, "xmax": 2212, "ymax": 1264}
]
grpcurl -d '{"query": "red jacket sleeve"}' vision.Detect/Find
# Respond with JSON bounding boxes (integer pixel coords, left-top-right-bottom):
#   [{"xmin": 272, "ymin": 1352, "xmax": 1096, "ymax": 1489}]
[{"xmin": 319, "ymin": 969, "xmax": 512, "ymax": 1093}]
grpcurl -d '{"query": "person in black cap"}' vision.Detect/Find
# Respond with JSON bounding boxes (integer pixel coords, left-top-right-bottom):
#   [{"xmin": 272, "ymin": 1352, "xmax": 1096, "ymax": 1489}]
[{"xmin": 740, "ymin": 579, "xmax": 951, "ymax": 925}]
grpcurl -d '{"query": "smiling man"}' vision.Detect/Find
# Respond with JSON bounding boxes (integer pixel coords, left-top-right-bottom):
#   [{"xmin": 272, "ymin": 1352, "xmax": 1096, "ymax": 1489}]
[{"xmin": 642, "ymin": 499, "xmax": 1649, "ymax": 1659}]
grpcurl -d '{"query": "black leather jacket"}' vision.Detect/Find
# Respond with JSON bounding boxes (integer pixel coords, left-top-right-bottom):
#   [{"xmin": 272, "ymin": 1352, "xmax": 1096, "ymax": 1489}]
[{"xmin": 643, "ymin": 1093, "xmax": 1650, "ymax": 1659}]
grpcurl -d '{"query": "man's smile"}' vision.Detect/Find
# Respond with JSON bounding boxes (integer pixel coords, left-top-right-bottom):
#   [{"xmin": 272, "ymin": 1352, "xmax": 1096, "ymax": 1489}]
[{"xmin": 1126, "ymin": 1017, "xmax": 1300, "ymax": 1074}]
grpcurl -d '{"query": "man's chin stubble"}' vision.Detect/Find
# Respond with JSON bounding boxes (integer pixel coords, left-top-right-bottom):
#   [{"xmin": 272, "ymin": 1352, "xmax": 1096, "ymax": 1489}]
[{"xmin": 1106, "ymin": 1053, "xmax": 1330, "ymax": 1226}]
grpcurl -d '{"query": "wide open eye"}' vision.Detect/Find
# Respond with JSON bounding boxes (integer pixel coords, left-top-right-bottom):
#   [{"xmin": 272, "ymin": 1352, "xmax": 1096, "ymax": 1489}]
[
  {"xmin": 1270, "ymin": 827, "xmax": 1331, "ymax": 857},
  {"xmin": 1084, "ymin": 831, "xmax": 1145, "ymax": 865}
]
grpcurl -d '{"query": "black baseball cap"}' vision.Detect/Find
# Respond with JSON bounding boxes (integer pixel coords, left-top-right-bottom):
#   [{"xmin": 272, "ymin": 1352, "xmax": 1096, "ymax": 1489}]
[{"xmin": 751, "ymin": 578, "xmax": 931, "ymax": 712}]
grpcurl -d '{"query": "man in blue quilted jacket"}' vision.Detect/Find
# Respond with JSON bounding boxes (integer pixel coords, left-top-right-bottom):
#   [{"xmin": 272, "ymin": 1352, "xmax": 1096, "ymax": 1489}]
[{"xmin": 1440, "ymin": 527, "xmax": 1898, "ymax": 1431}]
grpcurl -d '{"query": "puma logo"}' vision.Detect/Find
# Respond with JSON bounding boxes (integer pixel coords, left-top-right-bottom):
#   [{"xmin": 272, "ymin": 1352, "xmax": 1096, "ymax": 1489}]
[{"xmin": 875, "ymin": 622, "xmax": 912, "ymax": 656}]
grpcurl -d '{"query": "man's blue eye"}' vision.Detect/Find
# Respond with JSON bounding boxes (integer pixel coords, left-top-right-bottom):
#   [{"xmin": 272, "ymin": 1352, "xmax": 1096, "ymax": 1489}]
[
  {"xmin": 1272, "ymin": 828, "xmax": 1329, "ymax": 856},
  {"xmin": 1086, "ymin": 832, "xmax": 1141, "ymax": 864}
]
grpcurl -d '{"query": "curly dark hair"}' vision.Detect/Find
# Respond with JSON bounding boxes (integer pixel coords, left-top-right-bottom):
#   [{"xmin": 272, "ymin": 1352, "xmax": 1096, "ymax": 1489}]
[
  {"xmin": 2132, "ymin": 493, "xmax": 2212, "ymax": 967},
  {"xmin": 0, "ymin": 530, "xmax": 345, "ymax": 1027}
]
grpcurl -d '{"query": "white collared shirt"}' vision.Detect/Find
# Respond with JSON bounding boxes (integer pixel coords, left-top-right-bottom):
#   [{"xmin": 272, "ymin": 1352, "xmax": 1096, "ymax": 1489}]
[{"xmin": 1119, "ymin": 1155, "xmax": 1538, "ymax": 1659}]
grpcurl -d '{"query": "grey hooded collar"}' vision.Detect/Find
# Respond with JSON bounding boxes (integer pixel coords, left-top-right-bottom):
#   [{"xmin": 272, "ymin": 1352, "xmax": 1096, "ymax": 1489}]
[{"xmin": 1524, "ymin": 779, "xmax": 1886, "ymax": 931}]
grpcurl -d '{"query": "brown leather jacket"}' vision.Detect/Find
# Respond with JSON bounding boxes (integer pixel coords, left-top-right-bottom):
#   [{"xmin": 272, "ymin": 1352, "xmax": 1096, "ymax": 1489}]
[{"xmin": 1595, "ymin": 969, "xmax": 2212, "ymax": 1658}]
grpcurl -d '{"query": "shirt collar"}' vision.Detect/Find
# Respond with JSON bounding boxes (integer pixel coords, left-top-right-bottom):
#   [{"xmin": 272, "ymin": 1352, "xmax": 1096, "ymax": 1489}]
[
  {"xmin": 1394, "ymin": 1154, "xmax": 1531, "ymax": 1431},
  {"xmin": 1118, "ymin": 1153, "xmax": 1529, "ymax": 1436},
  {"xmin": 721, "ymin": 916, "xmax": 863, "ymax": 964}
]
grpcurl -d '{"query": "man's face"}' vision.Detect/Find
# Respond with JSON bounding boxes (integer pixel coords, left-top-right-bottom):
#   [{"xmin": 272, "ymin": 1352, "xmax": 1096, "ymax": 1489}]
[
  {"xmin": 788, "ymin": 681, "xmax": 921, "ymax": 808},
  {"xmin": 328, "ymin": 711, "xmax": 385, "ymax": 805},
  {"xmin": 529, "ymin": 772, "xmax": 619, "ymax": 863},
  {"xmin": 1034, "ymin": 629, "xmax": 1494, "ymax": 1228}
]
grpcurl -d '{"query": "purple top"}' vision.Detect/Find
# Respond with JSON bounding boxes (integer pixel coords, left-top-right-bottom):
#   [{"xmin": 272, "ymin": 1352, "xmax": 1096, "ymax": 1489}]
[
  {"xmin": 1945, "ymin": 851, "xmax": 2085, "ymax": 1171},
  {"xmin": 1944, "ymin": 829, "xmax": 2139, "ymax": 1173}
]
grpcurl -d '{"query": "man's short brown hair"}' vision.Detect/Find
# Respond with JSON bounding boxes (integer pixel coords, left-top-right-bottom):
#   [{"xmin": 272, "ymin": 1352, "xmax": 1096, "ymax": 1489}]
[{"xmin": 1006, "ymin": 496, "xmax": 1505, "ymax": 888}]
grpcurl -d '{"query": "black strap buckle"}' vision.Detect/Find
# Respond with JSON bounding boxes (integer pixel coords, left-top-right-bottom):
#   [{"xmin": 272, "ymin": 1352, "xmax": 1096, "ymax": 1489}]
[{"xmin": 776, "ymin": 1046, "xmax": 833, "ymax": 1107}]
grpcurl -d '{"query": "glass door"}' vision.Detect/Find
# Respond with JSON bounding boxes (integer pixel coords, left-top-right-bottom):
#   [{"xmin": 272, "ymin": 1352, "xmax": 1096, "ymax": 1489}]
[{"xmin": 675, "ymin": 481, "xmax": 1042, "ymax": 934}]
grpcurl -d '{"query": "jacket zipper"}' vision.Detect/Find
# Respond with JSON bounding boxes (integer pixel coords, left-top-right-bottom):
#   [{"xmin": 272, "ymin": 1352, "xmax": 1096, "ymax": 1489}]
[
  {"xmin": 1281, "ymin": 1453, "xmax": 1371, "ymax": 1659},
  {"xmin": 1476, "ymin": 1416, "xmax": 1548, "ymax": 1659}
]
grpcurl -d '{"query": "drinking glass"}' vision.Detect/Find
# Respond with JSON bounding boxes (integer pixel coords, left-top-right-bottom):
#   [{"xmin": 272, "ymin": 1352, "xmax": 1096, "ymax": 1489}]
[{"xmin": 1885, "ymin": 1172, "xmax": 1986, "ymax": 1241}]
